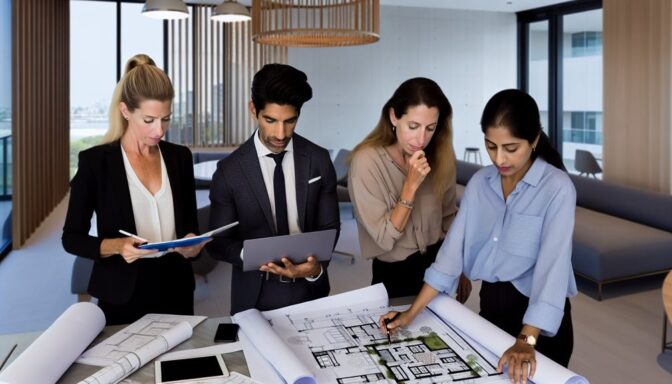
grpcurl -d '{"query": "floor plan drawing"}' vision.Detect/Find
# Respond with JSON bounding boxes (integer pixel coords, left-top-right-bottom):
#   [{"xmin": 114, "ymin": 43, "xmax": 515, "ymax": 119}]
[{"xmin": 267, "ymin": 305, "xmax": 508, "ymax": 383}]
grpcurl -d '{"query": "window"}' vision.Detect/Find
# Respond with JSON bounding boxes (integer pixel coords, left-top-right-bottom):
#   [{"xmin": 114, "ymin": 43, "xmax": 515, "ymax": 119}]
[
  {"xmin": 0, "ymin": 0, "xmax": 12, "ymax": 255},
  {"xmin": 518, "ymin": 1, "xmax": 603, "ymax": 175},
  {"xmin": 70, "ymin": 1, "xmax": 165, "ymax": 177}
]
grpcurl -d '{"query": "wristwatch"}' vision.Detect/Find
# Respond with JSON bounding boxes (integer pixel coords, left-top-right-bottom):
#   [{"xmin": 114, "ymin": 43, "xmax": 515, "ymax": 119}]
[{"xmin": 518, "ymin": 333, "xmax": 537, "ymax": 347}]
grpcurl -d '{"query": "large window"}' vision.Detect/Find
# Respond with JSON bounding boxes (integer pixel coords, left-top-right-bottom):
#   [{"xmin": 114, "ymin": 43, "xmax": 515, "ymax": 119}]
[
  {"xmin": 0, "ymin": 0, "xmax": 11, "ymax": 254},
  {"xmin": 70, "ymin": 0, "xmax": 164, "ymax": 177},
  {"xmin": 518, "ymin": 1, "xmax": 603, "ymax": 175}
]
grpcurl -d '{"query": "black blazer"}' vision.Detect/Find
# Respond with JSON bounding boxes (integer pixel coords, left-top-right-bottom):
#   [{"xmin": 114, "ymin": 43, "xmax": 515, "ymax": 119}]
[
  {"xmin": 207, "ymin": 133, "xmax": 340, "ymax": 314},
  {"xmin": 62, "ymin": 140, "xmax": 198, "ymax": 304}
]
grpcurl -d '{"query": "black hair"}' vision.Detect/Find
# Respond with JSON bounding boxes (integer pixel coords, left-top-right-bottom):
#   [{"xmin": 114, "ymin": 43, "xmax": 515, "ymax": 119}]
[
  {"xmin": 480, "ymin": 89, "xmax": 566, "ymax": 171},
  {"xmin": 251, "ymin": 63, "xmax": 313, "ymax": 115}
]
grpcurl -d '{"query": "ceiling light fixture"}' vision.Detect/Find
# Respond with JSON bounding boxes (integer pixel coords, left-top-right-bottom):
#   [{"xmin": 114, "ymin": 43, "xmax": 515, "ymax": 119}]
[
  {"xmin": 142, "ymin": 0, "xmax": 189, "ymax": 20},
  {"xmin": 212, "ymin": 0, "xmax": 251, "ymax": 23},
  {"xmin": 252, "ymin": 0, "xmax": 380, "ymax": 48}
]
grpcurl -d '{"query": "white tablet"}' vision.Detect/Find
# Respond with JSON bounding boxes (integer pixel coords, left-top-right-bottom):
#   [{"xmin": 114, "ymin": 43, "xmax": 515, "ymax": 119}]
[
  {"xmin": 242, "ymin": 229, "xmax": 337, "ymax": 272},
  {"xmin": 154, "ymin": 354, "xmax": 229, "ymax": 383}
]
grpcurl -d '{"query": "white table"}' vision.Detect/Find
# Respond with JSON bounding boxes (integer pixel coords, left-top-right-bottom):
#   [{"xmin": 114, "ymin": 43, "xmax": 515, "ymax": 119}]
[{"xmin": 193, "ymin": 160, "xmax": 219, "ymax": 181}]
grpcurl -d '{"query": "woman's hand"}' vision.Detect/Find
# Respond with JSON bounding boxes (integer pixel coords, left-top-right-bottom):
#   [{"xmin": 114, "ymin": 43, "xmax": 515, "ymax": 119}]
[
  {"xmin": 405, "ymin": 150, "xmax": 431, "ymax": 191},
  {"xmin": 378, "ymin": 310, "xmax": 417, "ymax": 336},
  {"xmin": 101, "ymin": 237, "xmax": 156, "ymax": 263},
  {"xmin": 498, "ymin": 340, "xmax": 537, "ymax": 384},
  {"xmin": 456, "ymin": 273, "xmax": 472, "ymax": 303},
  {"xmin": 171, "ymin": 233, "xmax": 210, "ymax": 259}
]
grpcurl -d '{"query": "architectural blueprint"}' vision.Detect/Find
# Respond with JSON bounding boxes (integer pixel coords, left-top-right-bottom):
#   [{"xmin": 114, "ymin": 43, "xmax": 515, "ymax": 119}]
[
  {"xmin": 267, "ymin": 303, "xmax": 506, "ymax": 383},
  {"xmin": 235, "ymin": 285, "xmax": 589, "ymax": 384}
]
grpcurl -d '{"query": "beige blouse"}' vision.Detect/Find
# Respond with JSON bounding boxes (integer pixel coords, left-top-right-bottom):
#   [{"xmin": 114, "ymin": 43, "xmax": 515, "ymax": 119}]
[{"xmin": 348, "ymin": 146, "xmax": 457, "ymax": 262}]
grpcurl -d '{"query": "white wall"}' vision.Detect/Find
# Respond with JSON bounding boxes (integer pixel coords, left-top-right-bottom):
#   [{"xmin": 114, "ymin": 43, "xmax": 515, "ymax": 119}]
[{"xmin": 288, "ymin": 6, "xmax": 516, "ymax": 161}]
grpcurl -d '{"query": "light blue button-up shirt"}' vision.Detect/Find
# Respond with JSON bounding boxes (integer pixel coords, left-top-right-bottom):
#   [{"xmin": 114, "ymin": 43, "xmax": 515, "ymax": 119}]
[{"xmin": 424, "ymin": 158, "xmax": 577, "ymax": 336}]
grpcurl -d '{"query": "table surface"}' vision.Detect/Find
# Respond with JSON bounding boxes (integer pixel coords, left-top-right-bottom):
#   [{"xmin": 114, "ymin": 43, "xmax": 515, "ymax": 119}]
[
  {"xmin": 193, "ymin": 160, "xmax": 219, "ymax": 181},
  {"xmin": 0, "ymin": 317, "xmax": 248, "ymax": 383}
]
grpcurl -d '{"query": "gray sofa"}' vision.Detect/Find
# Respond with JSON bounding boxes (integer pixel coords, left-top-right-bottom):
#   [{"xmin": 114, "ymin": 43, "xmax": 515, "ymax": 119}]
[{"xmin": 455, "ymin": 160, "xmax": 672, "ymax": 300}]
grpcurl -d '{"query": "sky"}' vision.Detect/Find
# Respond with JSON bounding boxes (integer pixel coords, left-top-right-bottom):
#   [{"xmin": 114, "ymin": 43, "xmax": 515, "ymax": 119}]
[
  {"xmin": 0, "ymin": 0, "xmax": 10, "ymax": 110},
  {"xmin": 70, "ymin": 1, "xmax": 164, "ymax": 110}
]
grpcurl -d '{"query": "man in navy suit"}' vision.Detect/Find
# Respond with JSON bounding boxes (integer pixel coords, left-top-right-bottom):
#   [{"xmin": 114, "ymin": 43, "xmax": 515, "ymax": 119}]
[{"xmin": 208, "ymin": 64, "xmax": 340, "ymax": 314}]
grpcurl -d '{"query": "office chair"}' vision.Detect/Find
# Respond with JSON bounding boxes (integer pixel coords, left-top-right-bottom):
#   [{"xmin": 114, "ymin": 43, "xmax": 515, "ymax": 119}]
[
  {"xmin": 71, "ymin": 257, "xmax": 94, "ymax": 302},
  {"xmin": 194, "ymin": 205, "xmax": 219, "ymax": 282},
  {"xmin": 331, "ymin": 149, "xmax": 355, "ymax": 264},
  {"xmin": 575, "ymin": 149, "xmax": 602, "ymax": 178}
]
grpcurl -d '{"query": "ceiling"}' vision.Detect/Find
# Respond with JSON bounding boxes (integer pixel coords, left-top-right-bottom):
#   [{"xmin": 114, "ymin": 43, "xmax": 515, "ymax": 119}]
[{"xmin": 193, "ymin": 0, "xmax": 573, "ymax": 13}]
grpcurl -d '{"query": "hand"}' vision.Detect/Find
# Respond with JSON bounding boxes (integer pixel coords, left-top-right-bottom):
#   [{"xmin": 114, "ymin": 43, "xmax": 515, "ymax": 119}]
[
  {"xmin": 259, "ymin": 255, "xmax": 321, "ymax": 279},
  {"xmin": 102, "ymin": 237, "xmax": 156, "ymax": 263},
  {"xmin": 378, "ymin": 310, "xmax": 416, "ymax": 336},
  {"xmin": 456, "ymin": 273, "xmax": 472, "ymax": 303},
  {"xmin": 170, "ymin": 233, "xmax": 211, "ymax": 259},
  {"xmin": 405, "ymin": 150, "xmax": 431, "ymax": 191},
  {"xmin": 498, "ymin": 340, "xmax": 536, "ymax": 384}
]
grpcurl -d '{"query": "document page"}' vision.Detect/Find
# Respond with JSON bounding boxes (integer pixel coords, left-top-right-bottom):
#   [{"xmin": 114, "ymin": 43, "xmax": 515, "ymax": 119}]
[
  {"xmin": 77, "ymin": 321, "xmax": 192, "ymax": 384},
  {"xmin": 77, "ymin": 313, "xmax": 206, "ymax": 366}
]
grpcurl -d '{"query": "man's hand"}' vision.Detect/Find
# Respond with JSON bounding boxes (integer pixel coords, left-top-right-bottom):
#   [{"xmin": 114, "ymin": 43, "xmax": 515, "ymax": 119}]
[{"xmin": 260, "ymin": 255, "xmax": 321, "ymax": 279}]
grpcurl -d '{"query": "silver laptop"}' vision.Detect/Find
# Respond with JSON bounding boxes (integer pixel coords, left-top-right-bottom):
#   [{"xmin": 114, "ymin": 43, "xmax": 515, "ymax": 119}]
[{"xmin": 242, "ymin": 229, "xmax": 337, "ymax": 272}]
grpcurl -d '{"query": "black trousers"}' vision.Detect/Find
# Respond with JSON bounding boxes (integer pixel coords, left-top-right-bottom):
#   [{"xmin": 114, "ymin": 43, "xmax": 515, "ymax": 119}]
[
  {"xmin": 479, "ymin": 281, "xmax": 574, "ymax": 367},
  {"xmin": 98, "ymin": 258, "xmax": 194, "ymax": 325},
  {"xmin": 372, "ymin": 242, "xmax": 441, "ymax": 299}
]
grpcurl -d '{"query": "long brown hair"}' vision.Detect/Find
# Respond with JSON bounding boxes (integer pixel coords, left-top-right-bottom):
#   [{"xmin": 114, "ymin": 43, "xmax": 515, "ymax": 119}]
[{"xmin": 351, "ymin": 77, "xmax": 456, "ymax": 196}]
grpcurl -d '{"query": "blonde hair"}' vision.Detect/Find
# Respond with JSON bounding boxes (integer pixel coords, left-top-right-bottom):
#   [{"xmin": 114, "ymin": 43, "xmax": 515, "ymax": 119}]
[
  {"xmin": 101, "ymin": 54, "xmax": 174, "ymax": 144},
  {"xmin": 351, "ymin": 78, "xmax": 456, "ymax": 197}
]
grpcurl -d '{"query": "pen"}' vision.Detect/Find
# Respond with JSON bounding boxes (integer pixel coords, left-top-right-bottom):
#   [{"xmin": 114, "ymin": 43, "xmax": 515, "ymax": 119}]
[
  {"xmin": 0, "ymin": 343, "xmax": 17, "ymax": 371},
  {"xmin": 383, "ymin": 313, "xmax": 400, "ymax": 345},
  {"xmin": 118, "ymin": 230, "xmax": 149, "ymax": 243}
]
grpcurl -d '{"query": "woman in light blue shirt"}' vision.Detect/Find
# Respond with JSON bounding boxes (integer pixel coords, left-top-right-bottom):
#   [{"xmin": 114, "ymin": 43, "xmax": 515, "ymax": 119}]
[{"xmin": 381, "ymin": 89, "xmax": 576, "ymax": 384}]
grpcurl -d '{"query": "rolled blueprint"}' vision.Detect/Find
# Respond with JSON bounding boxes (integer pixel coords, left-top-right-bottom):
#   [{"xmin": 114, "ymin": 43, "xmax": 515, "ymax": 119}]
[
  {"xmin": 76, "ymin": 321, "xmax": 192, "ymax": 384},
  {"xmin": 0, "ymin": 302, "xmax": 105, "ymax": 384},
  {"xmin": 428, "ymin": 295, "xmax": 589, "ymax": 384},
  {"xmin": 234, "ymin": 309, "xmax": 316, "ymax": 384}
]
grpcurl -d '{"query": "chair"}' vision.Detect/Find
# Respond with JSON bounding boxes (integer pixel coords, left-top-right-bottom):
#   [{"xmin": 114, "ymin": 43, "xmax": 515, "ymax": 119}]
[
  {"xmin": 332, "ymin": 149, "xmax": 351, "ymax": 187},
  {"xmin": 463, "ymin": 147, "xmax": 482, "ymax": 164},
  {"xmin": 193, "ymin": 205, "xmax": 219, "ymax": 282},
  {"xmin": 71, "ymin": 256, "xmax": 94, "ymax": 302},
  {"xmin": 331, "ymin": 149, "xmax": 355, "ymax": 264},
  {"xmin": 575, "ymin": 149, "xmax": 602, "ymax": 178},
  {"xmin": 193, "ymin": 152, "xmax": 230, "ymax": 189},
  {"xmin": 663, "ymin": 271, "xmax": 672, "ymax": 352}
]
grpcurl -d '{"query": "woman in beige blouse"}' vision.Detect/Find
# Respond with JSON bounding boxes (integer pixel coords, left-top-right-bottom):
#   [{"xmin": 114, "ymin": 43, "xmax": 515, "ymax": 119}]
[{"xmin": 348, "ymin": 77, "xmax": 470, "ymax": 299}]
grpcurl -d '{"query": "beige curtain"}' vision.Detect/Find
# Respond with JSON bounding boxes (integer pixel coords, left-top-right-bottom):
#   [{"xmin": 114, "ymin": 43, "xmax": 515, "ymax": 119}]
[
  {"xmin": 167, "ymin": 5, "xmax": 287, "ymax": 147},
  {"xmin": 12, "ymin": 0, "xmax": 70, "ymax": 247},
  {"xmin": 603, "ymin": 0, "xmax": 672, "ymax": 194}
]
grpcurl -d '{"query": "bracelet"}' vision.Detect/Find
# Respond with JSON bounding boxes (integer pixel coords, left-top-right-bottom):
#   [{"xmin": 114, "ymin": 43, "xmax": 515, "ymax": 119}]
[{"xmin": 397, "ymin": 199, "xmax": 414, "ymax": 210}]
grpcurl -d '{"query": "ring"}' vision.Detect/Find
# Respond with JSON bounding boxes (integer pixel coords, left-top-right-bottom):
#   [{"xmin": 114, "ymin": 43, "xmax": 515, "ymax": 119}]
[{"xmin": 522, "ymin": 360, "xmax": 530, "ymax": 364}]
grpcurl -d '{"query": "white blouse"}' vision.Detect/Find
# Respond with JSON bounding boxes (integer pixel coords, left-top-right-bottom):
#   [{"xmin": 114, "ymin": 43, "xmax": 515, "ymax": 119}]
[{"xmin": 121, "ymin": 146, "xmax": 176, "ymax": 256}]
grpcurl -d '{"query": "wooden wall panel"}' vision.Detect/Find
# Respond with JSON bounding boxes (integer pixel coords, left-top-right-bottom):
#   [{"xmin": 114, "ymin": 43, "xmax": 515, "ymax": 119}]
[
  {"xmin": 11, "ymin": 0, "xmax": 70, "ymax": 247},
  {"xmin": 603, "ymin": 0, "xmax": 672, "ymax": 193}
]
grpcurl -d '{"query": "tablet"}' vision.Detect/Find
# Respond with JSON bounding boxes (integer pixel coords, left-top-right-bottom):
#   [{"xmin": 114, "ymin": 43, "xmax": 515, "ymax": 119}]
[
  {"xmin": 242, "ymin": 229, "xmax": 337, "ymax": 272},
  {"xmin": 138, "ymin": 221, "xmax": 239, "ymax": 251},
  {"xmin": 154, "ymin": 355, "xmax": 229, "ymax": 383}
]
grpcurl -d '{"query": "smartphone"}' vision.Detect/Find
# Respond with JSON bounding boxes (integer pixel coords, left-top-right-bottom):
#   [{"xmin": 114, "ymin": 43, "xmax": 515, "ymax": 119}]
[{"xmin": 214, "ymin": 323, "xmax": 239, "ymax": 342}]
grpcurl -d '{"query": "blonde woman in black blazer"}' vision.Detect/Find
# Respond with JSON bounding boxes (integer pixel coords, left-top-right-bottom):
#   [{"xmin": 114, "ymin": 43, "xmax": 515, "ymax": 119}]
[{"xmin": 62, "ymin": 55, "xmax": 204, "ymax": 325}]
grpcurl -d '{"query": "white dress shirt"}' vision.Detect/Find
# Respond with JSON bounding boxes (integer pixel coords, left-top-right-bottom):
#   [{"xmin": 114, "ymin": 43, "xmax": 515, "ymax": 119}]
[
  {"xmin": 121, "ymin": 146, "xmax": 175, "ymax": 257},
  {"xmin": 254, "ymin": 131, "xmax": 301, "ymax": 235},
  {"xmin": 248, "ymin": 130, "xmax": 322, "ymax": 281}
]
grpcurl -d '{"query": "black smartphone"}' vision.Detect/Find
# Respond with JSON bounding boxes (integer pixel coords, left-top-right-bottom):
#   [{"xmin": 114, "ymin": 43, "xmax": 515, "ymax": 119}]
[{"xmin": 214, "ymin": 323, "xmax": 239, "ymax": 342}]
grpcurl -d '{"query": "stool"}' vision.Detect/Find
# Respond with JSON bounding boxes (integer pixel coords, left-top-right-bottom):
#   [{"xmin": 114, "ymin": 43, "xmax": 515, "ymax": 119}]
[{"xmin": 463, "ymin": 147, "xmax": 482, "ymax": 164}]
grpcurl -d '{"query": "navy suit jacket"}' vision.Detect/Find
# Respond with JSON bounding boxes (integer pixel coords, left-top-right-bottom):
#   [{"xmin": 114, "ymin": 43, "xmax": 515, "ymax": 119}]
[
  {"xmin": 62, "ymin": 140, "xmax": 198, "ymax": 305},
  {"xmin": 207, "ymin": 133, "xmax": 340, "ymax": 314}
]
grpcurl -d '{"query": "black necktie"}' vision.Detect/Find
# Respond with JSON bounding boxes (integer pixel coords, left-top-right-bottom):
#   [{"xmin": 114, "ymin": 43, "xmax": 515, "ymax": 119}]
[{"xmin": 267, "ymin": 151, "xmax": 289, "ymax": 235}]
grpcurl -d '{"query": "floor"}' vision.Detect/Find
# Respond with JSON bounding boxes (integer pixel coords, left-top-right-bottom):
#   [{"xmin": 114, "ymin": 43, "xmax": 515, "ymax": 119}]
[{"xmin": 0, "ymin": 191, "xmax": 670, "ymax": 383}]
